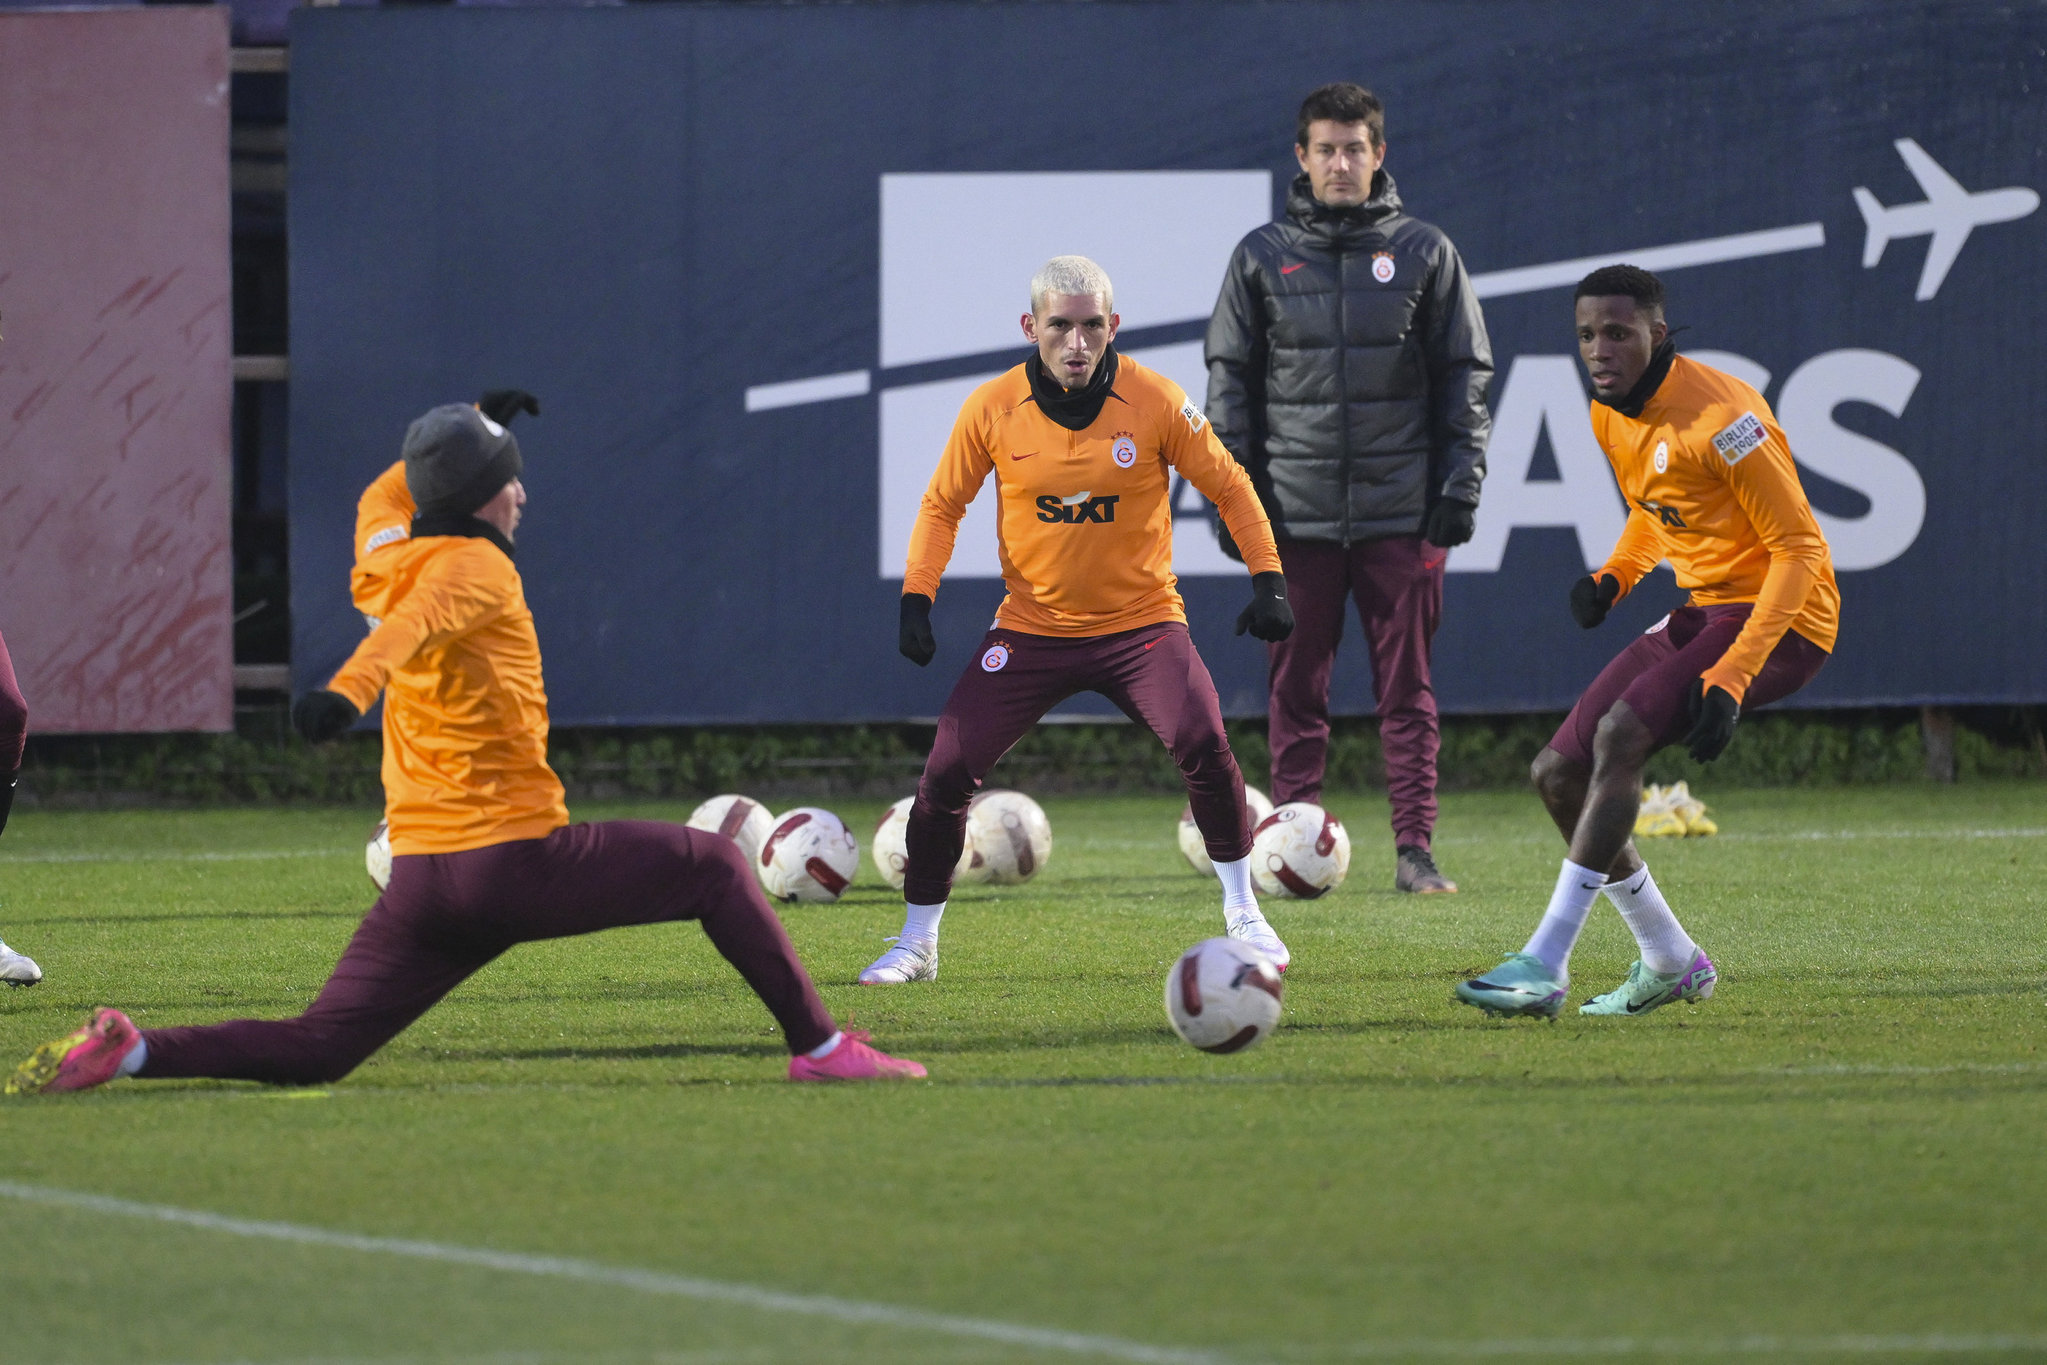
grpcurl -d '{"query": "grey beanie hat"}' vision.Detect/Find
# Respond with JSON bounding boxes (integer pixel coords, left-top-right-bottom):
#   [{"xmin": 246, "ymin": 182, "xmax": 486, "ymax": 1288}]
[{"xmin": 402, "ymin": 404, "xmax": 523, "ymax": 519}]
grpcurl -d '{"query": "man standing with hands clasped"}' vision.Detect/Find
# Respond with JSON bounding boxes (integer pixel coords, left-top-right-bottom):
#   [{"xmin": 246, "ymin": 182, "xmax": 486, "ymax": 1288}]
[{"xmin": 1206, "ymin": 83, "xmax": 1492, "ymax": 895}]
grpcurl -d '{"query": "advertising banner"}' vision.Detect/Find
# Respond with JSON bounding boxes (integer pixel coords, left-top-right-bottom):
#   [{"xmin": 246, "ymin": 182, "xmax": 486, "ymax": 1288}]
[{"xmin": 290, "ymin": 2, "xmax": 2046, "ymax": 722}]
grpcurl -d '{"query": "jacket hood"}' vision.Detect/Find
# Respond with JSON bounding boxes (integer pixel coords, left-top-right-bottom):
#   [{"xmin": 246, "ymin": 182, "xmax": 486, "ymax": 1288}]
[{"xmin": 1284, "ymin": 170, "xmax": 1403, "ymax": 242}]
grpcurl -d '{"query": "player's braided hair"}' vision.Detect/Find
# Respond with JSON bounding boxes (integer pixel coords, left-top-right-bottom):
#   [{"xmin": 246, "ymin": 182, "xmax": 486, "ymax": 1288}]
[{"xmin": 1574, "ymin": 264, "xmax": 1666, "ymax": 317}]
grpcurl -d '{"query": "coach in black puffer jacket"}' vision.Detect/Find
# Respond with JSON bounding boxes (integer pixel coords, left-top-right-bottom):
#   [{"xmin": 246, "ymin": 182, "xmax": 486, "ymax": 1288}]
[
  {"xmin": 1205, "ymin": 171, "xmax": 1491, "ymax": 542},
  {"xmin": 1204, "ymin": 83, "xmax": 1492, "ymax": 896}
]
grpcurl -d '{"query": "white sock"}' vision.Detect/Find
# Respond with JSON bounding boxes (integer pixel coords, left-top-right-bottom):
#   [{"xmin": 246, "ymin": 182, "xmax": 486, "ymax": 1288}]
[
  {"xmin": 899, "ymin": 901, "xmax": 944, "ymax": 945},
  {"xmin": 116, "ymin": 1037, "xmax": 148, "ymax": 1078},
  {"xmin": 1603, "ymin": 865, "xmax": 1699, "ymax": 975},
  {"xmin": 806, "ymin": 1031, "xmax": 844, "ymax": 1060},
  {"xmin": 1213, "ymin": 856, "xmax": 1258, "ymax": 914},
  {"xmin": 1521, "ymin": 859, "xmax": 1608, "ymax": 978}
]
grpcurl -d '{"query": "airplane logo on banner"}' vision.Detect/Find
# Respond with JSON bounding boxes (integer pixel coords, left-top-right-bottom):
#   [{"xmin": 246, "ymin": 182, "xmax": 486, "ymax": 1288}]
[{"xmin": 740, "ymin": 140, "xmax": 2038, "ymax": 580}]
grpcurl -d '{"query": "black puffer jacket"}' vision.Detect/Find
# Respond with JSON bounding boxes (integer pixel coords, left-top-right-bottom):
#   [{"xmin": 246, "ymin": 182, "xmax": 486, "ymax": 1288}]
[{"xmin": 1204, "ymin": 171, "xmax": 1492, "ymax": 544}]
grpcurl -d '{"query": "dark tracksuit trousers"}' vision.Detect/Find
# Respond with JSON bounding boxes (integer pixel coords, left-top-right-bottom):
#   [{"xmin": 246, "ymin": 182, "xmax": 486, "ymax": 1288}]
[
  {"xmin": 903, "ymin": 622, "xmax": 1249, "ymax": 906},
  {"xmin": 0, "ymin": 629, "xmax": 26, "ymax": 771},
  {"xmin": 1266, "ymin": 536, "xmax": 1446, "ymax": 851},
  {"xmin": 139, "ymin": 821, "xmax": 838, "ymax": 1085}
]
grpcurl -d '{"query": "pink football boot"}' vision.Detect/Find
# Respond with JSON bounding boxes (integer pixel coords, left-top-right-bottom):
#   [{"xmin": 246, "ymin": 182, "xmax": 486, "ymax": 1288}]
[
  {"xmin": 6, "ymin": 1008, "xmax": 141, "ymax": 1095},
  {"xmin": 787, "ymin": 1030, "xmax": 927, "ymax": 1082}
]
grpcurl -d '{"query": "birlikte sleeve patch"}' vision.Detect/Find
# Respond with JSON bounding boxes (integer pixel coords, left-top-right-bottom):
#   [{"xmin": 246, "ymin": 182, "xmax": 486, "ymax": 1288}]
[
  {"xmin": 1711, "ymin": 412, "xmax": 1768, "ymax": 465},
  {"xmin": 1179, "ymin": 397, "xmax": 1206, "ymax": 433}
]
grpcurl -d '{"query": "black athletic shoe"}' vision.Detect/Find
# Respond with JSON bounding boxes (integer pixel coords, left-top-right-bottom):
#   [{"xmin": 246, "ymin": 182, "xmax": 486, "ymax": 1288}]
[{"xmin": 1395, "ymin": 845, "xmax": 1457, "ymax": 894}]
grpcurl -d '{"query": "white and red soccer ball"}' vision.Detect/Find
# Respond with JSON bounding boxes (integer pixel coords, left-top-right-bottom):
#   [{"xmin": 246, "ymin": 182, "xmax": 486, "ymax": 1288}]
[
  {"xmin": 1164, "ymin": 937, "xmax": 1284, "ymax": 1053},
  {"xmin": 366, "ymin": 819, "xmax": 392, "ymax": 892},
  {"xmin": 870, "ymin": 795, "xmax": 978, "ymax": 892},
  {"xmin": 1177, "ymin": 785, "xmax": 1274, "ymax": 877},
  {"xmin": 758, "ymin": 806, "xmax": 860, "ymax": 902},
  {"xmin": 685, "ymin": 793, "xmax": 777, "ymax": 867},
  {"xmin": 1249, "ymin": 802, "xmax": 1351, "ymax": 899},
  {"xmin": 959, "ymin": 789, "xmax": 1052, "ymax": 884}
]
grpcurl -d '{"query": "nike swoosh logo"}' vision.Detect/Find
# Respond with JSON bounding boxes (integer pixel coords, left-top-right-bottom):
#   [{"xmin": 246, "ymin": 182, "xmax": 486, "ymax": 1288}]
[
  {"xmin": 1580, "ymin": 881, "xmax": 1606, "ymax": 891},
  {"xmin": 1010, "ymin": 452, "xmax": 1037, "ymax": 461},
  {"xmin": 1280, "ymin": 263, "xmax": 1305, "ymax": 275},
  {"xmin": 1144, "ymin": 639, "xmax": 1157, "ymax": 650}
]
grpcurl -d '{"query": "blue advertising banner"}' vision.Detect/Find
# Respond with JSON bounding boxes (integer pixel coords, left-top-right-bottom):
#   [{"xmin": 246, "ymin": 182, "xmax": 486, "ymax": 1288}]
[{"xmin": 289, "ymin": 1, "xmax": 2047, "ymax": 722}]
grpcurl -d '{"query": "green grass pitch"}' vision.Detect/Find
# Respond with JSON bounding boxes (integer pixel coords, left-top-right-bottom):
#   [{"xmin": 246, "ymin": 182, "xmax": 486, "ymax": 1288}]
[{"xmin": 1, "ymin": 783, "xmax": 2043, "ymax": 1363}]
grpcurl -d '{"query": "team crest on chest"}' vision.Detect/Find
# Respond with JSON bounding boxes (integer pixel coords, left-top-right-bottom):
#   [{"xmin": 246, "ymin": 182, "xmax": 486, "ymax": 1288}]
[
  {"xmin": 1370, "ymin": 251, "xmax": 1396, "ymax": 284},
  {"xmin": 1110, "ymin": 432, "xmax": 1138, "ymax": 469},
  {"xmin": 1653, "ymin": 440, "xmax": 1669, "ymax": 474}
]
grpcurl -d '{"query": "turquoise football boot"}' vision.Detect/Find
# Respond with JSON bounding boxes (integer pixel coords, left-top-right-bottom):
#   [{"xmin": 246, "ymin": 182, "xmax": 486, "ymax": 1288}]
[
  {"xmin": 1579, "ymin": 949, "xmax": 1718, "ymax": 1016},
  {"xmin": 1454, "ymin": 952, "xmax": 1568, "ymax": 1020}
]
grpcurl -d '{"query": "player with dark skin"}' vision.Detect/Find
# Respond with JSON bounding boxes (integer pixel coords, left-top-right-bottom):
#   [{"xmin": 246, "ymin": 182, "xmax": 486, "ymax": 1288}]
[
  {"xmin": 1457, "ymin": 264, "xmax": 1836, "ymax": 1019},
  {"xmin": 1528, "ymin": 292, "xmax": 1674, "ymax": 886}
]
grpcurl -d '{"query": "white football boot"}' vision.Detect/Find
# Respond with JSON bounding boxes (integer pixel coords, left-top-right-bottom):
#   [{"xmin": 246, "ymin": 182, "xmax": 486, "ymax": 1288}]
[
  {"xmin": 858, "ymin": 937, "xmax": 938, "ymax": 985},
  {"xmin": 0, "ymin": 940, "xmax": 43, "ymax": 987},
  {"xmin": 1225, "ymin": 909, "xmax": 1290, "ymax": 973}
]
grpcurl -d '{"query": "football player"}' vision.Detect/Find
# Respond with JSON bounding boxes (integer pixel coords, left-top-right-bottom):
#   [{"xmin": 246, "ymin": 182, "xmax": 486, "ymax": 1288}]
[
  {"xmin": 0, "ymin": 310, "xmax": 41, "ymax": 988},
  {"xmin": 862, "ymin": 256, "xmax": 1295, "ymax": 986},
  {"xmin": 1456, "ymin": 265, "xmax": 1837, "ymax": 1019},
  {"xmin": 11, "ymin": 402, "xmax": 923, "ymax": 1093}
]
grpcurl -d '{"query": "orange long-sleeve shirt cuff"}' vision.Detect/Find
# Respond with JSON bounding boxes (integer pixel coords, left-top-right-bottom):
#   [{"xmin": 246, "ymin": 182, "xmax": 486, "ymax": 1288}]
[{"xmin": 1699, "ymin": 554, "xmax": 1820, "ymax": 704}]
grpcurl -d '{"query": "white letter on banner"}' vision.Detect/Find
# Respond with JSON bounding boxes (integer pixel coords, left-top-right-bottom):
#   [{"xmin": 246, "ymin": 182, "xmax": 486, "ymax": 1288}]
[
  {"xmin": 1448, "ymin": 355, "xmax": 1627, "ymax": 573},
  {"xmin": 1774, "ymin": 350, "xmax": 1925, "ymax": 571}
]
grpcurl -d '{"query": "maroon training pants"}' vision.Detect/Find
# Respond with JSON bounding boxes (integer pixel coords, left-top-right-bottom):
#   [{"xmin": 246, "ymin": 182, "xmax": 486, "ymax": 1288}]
[
  {"xmin": 0, "ymin": 628, "xmax": 27, "ymax": 770},
  {"xmin": 1266, "ymin": 536, "xmax": 1445, "ymax": 850},
  {"xmin": 139, "ymin": 821, "xmax": 838, "ymax": 1085},
  {"xmin": 903, "ymin": 622, "xmax": 1249, "ymax": 905}
]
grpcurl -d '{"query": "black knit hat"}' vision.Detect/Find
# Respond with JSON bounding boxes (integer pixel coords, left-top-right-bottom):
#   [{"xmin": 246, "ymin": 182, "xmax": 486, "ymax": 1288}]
[{"xmin": 402, "ymin": 404, "xmax": 523, "ymax": 519}]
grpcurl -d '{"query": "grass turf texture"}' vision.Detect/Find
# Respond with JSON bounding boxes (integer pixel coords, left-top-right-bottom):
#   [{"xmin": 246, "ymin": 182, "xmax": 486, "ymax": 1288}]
[{"xmin": 1, "ymin": 785, "xmax": 2043, "ymax": 1363}]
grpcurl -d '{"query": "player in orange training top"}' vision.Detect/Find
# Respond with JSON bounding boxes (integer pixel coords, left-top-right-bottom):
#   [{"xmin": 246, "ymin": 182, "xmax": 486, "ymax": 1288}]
[
  {"xmin": 1458, "ymin": 265, "xmax": 1837, "ymax": 1021},
  {"xmin": 861, "ymin": 255, "xmax": 1296, "ymax": 986},
  {"xmin": 11, "ymin": 402, "xmax": 924, "ymax": 1093}
]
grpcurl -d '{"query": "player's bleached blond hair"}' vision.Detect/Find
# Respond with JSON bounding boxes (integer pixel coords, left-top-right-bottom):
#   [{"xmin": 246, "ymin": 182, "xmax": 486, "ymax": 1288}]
[{"xmin": 1029, "ymin": 256, "xmax": 1114, "ymax": 315}]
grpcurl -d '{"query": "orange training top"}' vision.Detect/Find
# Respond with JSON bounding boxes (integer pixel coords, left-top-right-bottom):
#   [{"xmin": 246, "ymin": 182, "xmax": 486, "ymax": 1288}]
[
  {"xmin": 324, "ymin": 526, "xmax": 568, "ymax": 856},
  {"xmin": 1590, "ymin": 352, "xmax": 1840, "ymax": 704},
  {"xmin": 903, "ymin": 355, "xmax": 1282, "ymax": 636},
  {"xmin": 351, "ymin": 460, "xmax": 416, "ymax": 628}
]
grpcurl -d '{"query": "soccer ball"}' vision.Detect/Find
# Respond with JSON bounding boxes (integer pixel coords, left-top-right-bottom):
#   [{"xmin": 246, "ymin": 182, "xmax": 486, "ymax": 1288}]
[
  {"xmin": 685, "ymin": 793, "xmax": 777, "ymax": 866},
  {"xmin": 1249, "ymin": 802, "xmax": 1351, "ymax": 899},
  {"xmin": 870, "ymin": 795, "xmax": 977, "ymax": 892},
  {"xmin": 1177, "ymin": 785, "xmax": 1275, "ymax": 876},
  {"xmin": 366, "ymin": 819, "xmax": 392, "ymax": 892},
  {"xmin": 759, "ymin": 806, "xmax": 860, "ymax": 902},
  {"xmin": 1164, "ymin": 937, "xmax": 1284, "ymax": 1053},
  {"xmin": 958, "ymin": 789, "xmax": 1051, "ymax": 884}
]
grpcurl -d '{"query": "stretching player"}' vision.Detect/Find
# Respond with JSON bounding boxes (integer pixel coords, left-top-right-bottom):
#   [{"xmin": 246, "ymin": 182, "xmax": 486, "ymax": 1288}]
[
  {"xmin": 862, "ymin": 256, "xmax": 1295, "ymax": 986},
  {"xmin": 1456, "ymin": 265, "xmax": 1837, "ymax": 1019},
  {"xmin": 10, "ymin": 402, "xmax": 923, "ymax": 1091}
]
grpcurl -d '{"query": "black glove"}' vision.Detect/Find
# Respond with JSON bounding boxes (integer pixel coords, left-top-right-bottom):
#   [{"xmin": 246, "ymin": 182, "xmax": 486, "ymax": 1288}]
[
  {"xmin": 477, "ymin": 389, "xmax": 540, "ymax": 425},
  {"xmin": 1234, "ymin": 571, "xmax": 1294, "ymax": 642},
  {"xmin": 1569, "ymin": 573, "xmax": 1621, "ymax": 629},
  {"xmin": 1683, "ymin": 679, "xmax": 1740, "ymax": 762},
  {"xmin": 292, "ymin": 690, "xmax": 361, "ymax": 744},
  {"xmin": 899, "ymin": 593, "xmax": 936, "ymax": 666},
  {"xmin": 1423, "ymin": 498, "xmax": 1477, "ymax": 549},
  {"xmin": 1213, "ymin": 520, "xmax": 1243, "ymax": 563}
]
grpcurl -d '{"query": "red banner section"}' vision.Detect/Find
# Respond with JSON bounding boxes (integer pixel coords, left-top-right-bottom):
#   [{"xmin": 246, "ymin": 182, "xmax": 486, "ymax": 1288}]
[{"xmin": 0, "ymin": 9, "xmax": 232, "ymax": 732}]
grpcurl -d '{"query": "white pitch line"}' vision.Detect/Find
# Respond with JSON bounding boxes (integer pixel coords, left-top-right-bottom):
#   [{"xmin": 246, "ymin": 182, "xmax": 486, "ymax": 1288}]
[
  {"xmin": 1470, "ymin": 222, "xmax": 1827, "ymax": 299},
  {"xmin": 0, "ymin": 848, "xmax": 348, "ymax": 865},
  {"xmin": 0, "ymin": 1182, "xmax": 1228, "ymax": 1365}
]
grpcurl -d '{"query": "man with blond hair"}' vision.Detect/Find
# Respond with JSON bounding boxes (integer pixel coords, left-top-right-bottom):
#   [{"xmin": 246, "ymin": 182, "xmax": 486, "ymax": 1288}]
[{"xmin": 863, "ymin": 255, "xmax": 1296, "ymax": 986}]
